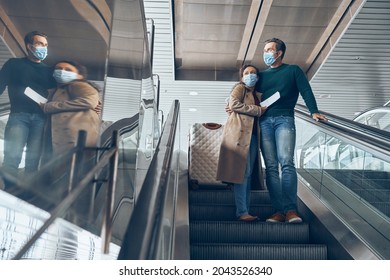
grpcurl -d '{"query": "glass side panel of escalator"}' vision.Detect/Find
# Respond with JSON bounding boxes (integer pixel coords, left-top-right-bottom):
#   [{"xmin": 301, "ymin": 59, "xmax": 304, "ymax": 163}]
[
  {"xmin": 295, "ymin": 117, "xmax": 390, "ymax": 258},
  {"xmin": 296, "ymin": 118, "xmax": 389, "ymax": 217}
]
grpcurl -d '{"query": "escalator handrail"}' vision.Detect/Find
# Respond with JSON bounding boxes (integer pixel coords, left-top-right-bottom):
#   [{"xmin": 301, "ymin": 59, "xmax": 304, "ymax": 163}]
[
  {"xmin": 295, "ymin": 104, "xmax": 390, "ymax": 140},
  {"xmin": 117, "ymin": 99, "xmax": 180, "ymax": 260},
  {"xmin": 295, "ymin": 104, "xmax": 390, "ymax": 158},
  {"xmin": 99, "ymin": 114, "xmax": 139, "ymax": 148}
]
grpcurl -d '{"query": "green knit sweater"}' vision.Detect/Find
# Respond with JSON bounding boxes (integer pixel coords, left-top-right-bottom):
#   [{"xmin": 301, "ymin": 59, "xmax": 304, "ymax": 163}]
[{"xmin": 256, "ymin": 64, "xmax": 319, "ymax": 117}]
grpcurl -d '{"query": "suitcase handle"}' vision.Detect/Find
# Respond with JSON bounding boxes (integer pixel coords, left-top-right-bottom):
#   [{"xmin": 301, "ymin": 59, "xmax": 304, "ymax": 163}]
[{"xmin": 202, "ymin": 122, "xmax": 222, "ymax": 130}]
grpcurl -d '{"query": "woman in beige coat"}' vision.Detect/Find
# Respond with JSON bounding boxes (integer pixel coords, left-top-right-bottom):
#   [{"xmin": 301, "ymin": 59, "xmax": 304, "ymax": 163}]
[
  {"xmin": 216, "ymin": 64, "xmax": 266, "ymax": 222},
  {"xmin": 41, "ymin": 60, "xmax": 101, "ymax": 157}
]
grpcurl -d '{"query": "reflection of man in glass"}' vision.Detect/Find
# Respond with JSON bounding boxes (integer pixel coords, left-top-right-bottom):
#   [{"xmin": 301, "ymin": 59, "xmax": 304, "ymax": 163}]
[{"xmin": 0, "ymin": 31, "xmax": 56, "ymax": 181}]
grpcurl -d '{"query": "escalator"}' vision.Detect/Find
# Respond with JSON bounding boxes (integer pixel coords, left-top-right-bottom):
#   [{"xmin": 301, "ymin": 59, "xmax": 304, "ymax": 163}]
[
  {"xmin": 0, "ymin": 0, "xmax": 161, "ymax": 261},
  {"xmin": 117, "ymin": 100, "xmax": 389, "ymax": 260},
  {"xmin": 189, "ymin": 187, "xmax": 327, "ymax": 259},
  {"xmin": 4, "ymin": 98, "xmax": 388, "ymax": 260},
  {"xmin": 293, "ymin": 106, "xmax": 389, "ymax": 259},
  {"xmin": 187, "ymin": 105, "xmax": 390, "ymax": 260}
]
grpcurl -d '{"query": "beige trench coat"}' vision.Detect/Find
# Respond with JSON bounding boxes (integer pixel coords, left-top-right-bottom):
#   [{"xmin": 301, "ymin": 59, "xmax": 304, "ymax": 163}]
[
  {"xmin": 41, "ymin": 80, "xmax": 101, "ymax": 156},
  {"xmin": 216, "ymin": 83, "xmax": 264, "ymax": 186}
]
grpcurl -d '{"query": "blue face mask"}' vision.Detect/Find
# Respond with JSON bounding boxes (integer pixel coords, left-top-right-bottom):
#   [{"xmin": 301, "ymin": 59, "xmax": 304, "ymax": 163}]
[
  {"xmin": 263, "ymin": 51, "xmax": 276, "ymax": 66},
  {"xmin": 53, "ymin": 69, "xmax": 78, "ymax": 84},
  {"xmin": 31, "ymin": 46, "xmax": 48, "ymax": 61},
  {"xmin": 243, "ymin": 73, "xmax": 257, "ymax": 87}
]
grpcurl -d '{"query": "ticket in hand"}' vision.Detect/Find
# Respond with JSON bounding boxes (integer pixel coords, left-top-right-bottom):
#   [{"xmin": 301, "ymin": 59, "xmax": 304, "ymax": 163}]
[
  {"xmin": 260, "ymin": 91, "xmax": 280, "ymax": 107},
  {"xmin": 24, "ymin": 87, "xmax": 48, "ymax": 104}
]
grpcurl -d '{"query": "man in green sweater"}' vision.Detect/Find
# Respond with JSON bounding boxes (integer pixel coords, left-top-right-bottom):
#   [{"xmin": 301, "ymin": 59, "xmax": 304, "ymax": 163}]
[
  {"xmin": 256, "ymin": 38, "xmax": 327, "ymax": 223},
  {"xmin": 0, "ymin": 31, "xmax": 55, "ymax": 183}
]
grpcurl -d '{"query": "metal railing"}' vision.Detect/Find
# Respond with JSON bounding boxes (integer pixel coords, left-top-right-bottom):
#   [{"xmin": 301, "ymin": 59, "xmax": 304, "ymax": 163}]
[
  {"xmin": 5, "ymin": 130, "xmax": 120, "ymax": 260},
  {"xmin": 294, "ymin": 104, "xmax": 390, "ymax": 259}
]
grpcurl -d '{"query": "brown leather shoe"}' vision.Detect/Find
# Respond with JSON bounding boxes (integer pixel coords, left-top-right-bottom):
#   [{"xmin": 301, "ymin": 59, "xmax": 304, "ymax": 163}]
[
  {"xmin": 266, "ymin": 212, "xmax": 285, "ymax": 223},
  {"xmin": 285, "ymin": 210, "xmax": 303, "ymax": 223},
  {"xmin": 238, "ymin": 214, "xmax": 259, "ymax": 222}
]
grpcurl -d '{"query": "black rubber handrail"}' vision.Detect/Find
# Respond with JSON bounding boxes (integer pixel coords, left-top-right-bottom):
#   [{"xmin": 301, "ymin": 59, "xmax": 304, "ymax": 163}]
[
  {"xmin": 295, "ymin": 104, "xmax": 390, "ymax": 159},
  {"xmin": 100, "ymin": 114, "xmax": 139, "ymax": 148},
  {"xmin": 117, "ymin": 99, "xmax": 180, "ymax": 260}
]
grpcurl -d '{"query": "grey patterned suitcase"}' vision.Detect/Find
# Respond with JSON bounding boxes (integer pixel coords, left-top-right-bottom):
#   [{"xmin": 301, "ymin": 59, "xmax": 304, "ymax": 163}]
[{"xmin": 188, "ymin": 122, "xmax": 227, "ymax": 189}]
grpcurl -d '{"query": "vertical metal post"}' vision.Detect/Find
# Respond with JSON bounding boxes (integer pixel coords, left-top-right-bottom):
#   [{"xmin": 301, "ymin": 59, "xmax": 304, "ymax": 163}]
[
  {"xmin": 68, "ymin": 130, "xmax": 87, "ymax": 193},
  {"xmin": 101, "ymin": 130, "xmax": 119, "ymax": 254},
  {"xmin": 88, "ymin": 147, "xmax": 99, "ymax": 221}
]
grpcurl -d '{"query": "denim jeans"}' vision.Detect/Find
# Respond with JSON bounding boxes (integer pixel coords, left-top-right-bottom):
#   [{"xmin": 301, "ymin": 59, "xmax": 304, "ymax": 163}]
[
  {"xmin": 259, "ymin": 116, "xmax": 297, "ymax": 213},
  {"xmin": 2, "ymin": 112, "xmax": 45, "ymax": 175},
  {"xmin": 233, "ymin": 134, "xmax": 258, "ymax": 217}
]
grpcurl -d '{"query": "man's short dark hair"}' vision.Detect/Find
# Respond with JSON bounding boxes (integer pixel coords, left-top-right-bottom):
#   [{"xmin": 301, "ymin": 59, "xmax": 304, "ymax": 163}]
[
  {"xmin": 24, "ymin": 31, "xmax": 48, "ymax": 48},
  {"xmin": 265, "ymin": 38, "xmax": 286, "ymax": 59}
]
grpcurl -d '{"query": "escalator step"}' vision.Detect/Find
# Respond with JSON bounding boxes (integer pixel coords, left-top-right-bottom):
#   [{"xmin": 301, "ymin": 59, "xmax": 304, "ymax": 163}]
[
  {"xmin": 189, "ymin": 189, "xmax": 271, "ymax": 205},
  {"xmin": 190, "ymin": 221, "xmax": 310, "ymax": 243},
  {"xmin": 189, "ymin": 204, "xmax": 274, "ymax": 221},
  {"xmin": 190, "ymin": 243, "xmax": 327, "ymax": 260}
]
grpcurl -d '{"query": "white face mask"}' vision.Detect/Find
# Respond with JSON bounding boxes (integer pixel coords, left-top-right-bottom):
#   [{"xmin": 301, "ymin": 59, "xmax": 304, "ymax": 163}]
[{"xmin": 53, "ymin": 69, "xmax": 78, "ymax": 84}]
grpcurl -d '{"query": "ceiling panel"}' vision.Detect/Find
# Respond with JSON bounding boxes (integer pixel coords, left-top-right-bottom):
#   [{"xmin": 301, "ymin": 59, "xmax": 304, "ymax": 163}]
[
  {"xmin": 310, "ymin": 0, "xmax": 390, "ymax": 118},
  {"xmin": 175, "ymin": 0, "xmax": 251, "ymax": 72},
  {"xmin": 0, "ymin": 0, "xmax": 388, "ymax": 149},
  {"xmin": 144, "ymin": 0, "xmax": 389, "ymax": 147}
]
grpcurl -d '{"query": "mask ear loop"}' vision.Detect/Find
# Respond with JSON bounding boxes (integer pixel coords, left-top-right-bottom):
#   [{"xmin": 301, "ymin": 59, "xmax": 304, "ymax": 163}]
[{"xmin": 274, "ymin": 50, "xmax": 281, "ymax": 61}]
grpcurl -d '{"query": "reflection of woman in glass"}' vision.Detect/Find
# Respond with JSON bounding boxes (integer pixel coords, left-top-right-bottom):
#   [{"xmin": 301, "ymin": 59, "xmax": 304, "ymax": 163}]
[
  {"xmin": 216, "ymin": 65, "xmax": 266, "ymax": 222},
  {"xmin": 40, "ymin": 61, "xmax": 101, "ymax": 224},
  {"xmin": 41, "ymin": 60, "xmax": 101, "ymax": 157}
]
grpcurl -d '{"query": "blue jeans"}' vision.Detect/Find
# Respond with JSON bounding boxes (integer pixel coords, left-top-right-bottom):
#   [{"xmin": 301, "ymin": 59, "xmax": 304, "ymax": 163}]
[
  {"xmin": 259, "ymin": 116, "xmax": 297, "ymax": 213},
  {"xmin": 233, "ymin": 134, "xmax": 258, "ymax": 217},
  {"xmin": 2, "ymin": 112, "xmax": 45, "ymax": 175}
]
